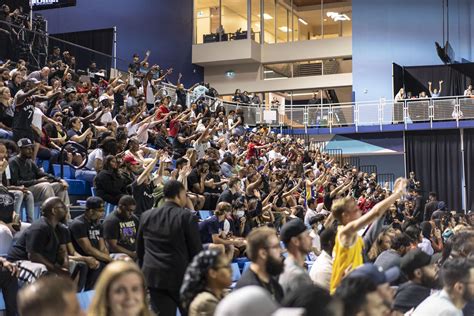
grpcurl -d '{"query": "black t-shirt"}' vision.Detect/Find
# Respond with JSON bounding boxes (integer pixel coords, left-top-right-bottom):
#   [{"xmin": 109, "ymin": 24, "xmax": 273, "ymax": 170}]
[
  {"xmin": 235, "ymin": 268, "xmax": 284, "ymax": 303},
  {"xmin": 8, "ymin": 217, "xmax": 66, "ymax": 264},
  {"xmin": 218, "ymin": 189, "xmax": 234, "ymax": 204},
  {"xmin": 131, "ymin": 180, "xmax": 154, "ymax": 216},
  {"xmin": 187, "ymin": 169, "xmax": 201, "ymax": 194},
  {"xmin": 103, "ymin": 210, "xmax": 139, "ymax": 252},
  {"xmin": 69, "ymin": 214, "xmax": 102, "ymax": 256},
  {"xmin": 12, "ymin": 96, "xmax": 34, "ymax": 131},
  {"xmin": 176, "ymin": 89, "xmax": 187, "ymax": 108},
  {"xmin": 0, "ymin": 189, "xmax": 15, "ymax": 223},
  {"xmin": 198, "ymin": 215, "xmax": 223, "ymax": 244}
]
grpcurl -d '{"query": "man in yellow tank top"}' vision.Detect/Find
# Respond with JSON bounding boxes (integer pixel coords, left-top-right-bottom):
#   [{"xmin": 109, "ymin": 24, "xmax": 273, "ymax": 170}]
[{"xmin": 329, "ymin": 178, "xmax": 408, "ymax": 294}]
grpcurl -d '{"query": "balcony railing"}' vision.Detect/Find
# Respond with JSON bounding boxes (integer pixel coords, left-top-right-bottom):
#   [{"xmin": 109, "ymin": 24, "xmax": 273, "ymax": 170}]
[{"xmin": 159, "ymin": 83, "xmax": 474, "ymax": 131}]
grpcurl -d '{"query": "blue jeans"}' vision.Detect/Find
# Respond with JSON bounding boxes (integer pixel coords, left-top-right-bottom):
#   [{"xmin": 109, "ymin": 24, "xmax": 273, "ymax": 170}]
[
  {"xmin": 10, "ymin": 190, "xmax": 35, "ymax": 223},
  {"xmin": 75, "ymin": 169, "xmax": 97, "ymax": 185},
  {"xmin": 0, "ymin": 128, "xmax": 13, "ymax": 139}
]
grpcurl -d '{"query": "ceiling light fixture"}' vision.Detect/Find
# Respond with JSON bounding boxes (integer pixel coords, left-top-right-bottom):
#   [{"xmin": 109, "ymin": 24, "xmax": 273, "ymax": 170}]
[
  {"xmin": 258, "ymin": 13, "xmax": 273, "ymax": 20},
  {"xmin": 298, "ymin": 18, "xmax": 308, "ymax": 25},
  {"xmin": 278, "ymin": 26, "xmax": 292, "ymax": 32},
  {"xmin": 326, "ymin": 12, "xmax": 351, "ymax": 21}
]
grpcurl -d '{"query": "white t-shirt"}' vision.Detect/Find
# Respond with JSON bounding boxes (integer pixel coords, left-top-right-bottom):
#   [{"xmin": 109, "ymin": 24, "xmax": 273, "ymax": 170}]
[
  {"xmin": 145, "ymin": 80, "xmax": 154, "ymax": 104},
  {"xmin": 309, "ymin": 250, "xmax": 333, "ymax": 291},
  {"xmin": 85, "ymin": 148, "xmax": 103, "ymax": 170},
  {"xmin": 100, "ymin": 112, "xmax": 113, "ymax": 125},
  {"xmin": 194, "ymin": 141, "xmax": 209, "ymax": 159},
  {"xmin": 32, "ymin": 107, "xmax": 43, "ymax": 130},
  {"xmin": 126, "ymin": 121, "xmax": 139, "ymax": 136}
]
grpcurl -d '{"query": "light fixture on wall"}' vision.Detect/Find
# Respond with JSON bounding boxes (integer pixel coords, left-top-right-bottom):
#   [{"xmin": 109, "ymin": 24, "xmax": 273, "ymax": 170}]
[
  {"xmin": 278, "ymin": 26, "xmax": 292, "ymax": 33},
  {"xmin": 258, "ymin": 13, "xmax": 273, "ymax": 20},
  {"xmin": 225, "ymin": 70, "xmax": 236, "ymax": 79},
  {"xmin": 197, "ymin": 10, "xmax": 204, "ymax": 17},
  {"xmin": 298, "ymin": 18, "xmax": 308, "ymax": 25},
  {"xmin": 326, "ymin": 12, "xmax": 351, "ymax": 21}
]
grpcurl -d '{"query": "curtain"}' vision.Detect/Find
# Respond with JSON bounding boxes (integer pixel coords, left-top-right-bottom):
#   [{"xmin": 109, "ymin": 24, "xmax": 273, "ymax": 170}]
[
  {"xmin": 402, "ymin": 63, "xmax": 474, "ymax": 97},
  {"xmin": 465, "ymin": 129, "xmax": 474, "ymax": 212},
  {"xmin": 50, "ymin": 28, "xmax": 114, "ymax": 72},
  {"xmin": 405, "ymin": 130, "xmax": 462, "ymax": 211}
]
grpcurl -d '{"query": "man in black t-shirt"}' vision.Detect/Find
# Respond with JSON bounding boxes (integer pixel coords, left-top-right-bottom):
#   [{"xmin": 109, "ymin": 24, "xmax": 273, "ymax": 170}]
[
  {"xmin": 235, "ymin": 227, "xmax": 284, "ymax": 303},
  {"xmin": 8, "ymin": 197, "xmax": 70, "ymax": 278},
  {"xmin": 218, "ymin": 177, "xmax": 241, "ymax": 204},
  {"xmin": 69, "ymin": 197, "xmax": 112, "ymax": 265},
  {"xmin": 103, "ymin": 195, "xmax": 139, "ymax": 260}
]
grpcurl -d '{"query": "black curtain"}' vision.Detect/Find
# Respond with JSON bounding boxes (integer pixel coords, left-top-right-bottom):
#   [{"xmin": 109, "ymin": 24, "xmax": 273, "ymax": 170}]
[
  {"xmin": 50, "ymin": 28, "xmax": 114, "ymax": 73},
  {"xmin": 401, "ymin": 63, "xmax": 474, "ymax": 97},
  {"xmin": 405, "ymin": 130, "xmax": 462, "ymax": 211},
  {"xmin": 465, "ymin": 129, "xmax": 474, "ymax": 212},
  {"xmin": 392, "ymin": 63, "xmax": 403, "ymax": 97}
]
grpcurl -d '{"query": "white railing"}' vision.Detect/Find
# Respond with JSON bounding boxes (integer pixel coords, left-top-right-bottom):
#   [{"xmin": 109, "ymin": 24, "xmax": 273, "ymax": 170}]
[{"xmin": 157, "ymin": 83, "xmax": 474, "ymax": 132}]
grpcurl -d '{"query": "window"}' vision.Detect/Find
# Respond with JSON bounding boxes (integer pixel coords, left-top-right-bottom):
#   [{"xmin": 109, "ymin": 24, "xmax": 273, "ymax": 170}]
[
  {"xmin": 194, "ymin": 0, "xmax": 220, "ymax": 44},
  {"xmin": 222, "ymin": 0, "xmax": 248, "ymax": 39}
]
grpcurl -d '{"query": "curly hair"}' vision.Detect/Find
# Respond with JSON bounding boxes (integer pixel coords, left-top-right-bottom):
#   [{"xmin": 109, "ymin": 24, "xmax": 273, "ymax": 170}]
[{"xmin": 180, "ymin": 249, "xmax": 223, "ymax": 313}]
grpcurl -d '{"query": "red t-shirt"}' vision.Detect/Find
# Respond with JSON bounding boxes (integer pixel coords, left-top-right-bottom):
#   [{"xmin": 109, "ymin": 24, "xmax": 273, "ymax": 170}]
[
  {"xmin": 156, "ymin": 104, "xmax": 170, "ymax": 120},
  {"xmin": 246, "ymin": 142, "xmax": 256, "ymax": 160},
  {"xmin": 168, "ymin": 119, "xmax": 180, "ymax": 137}
]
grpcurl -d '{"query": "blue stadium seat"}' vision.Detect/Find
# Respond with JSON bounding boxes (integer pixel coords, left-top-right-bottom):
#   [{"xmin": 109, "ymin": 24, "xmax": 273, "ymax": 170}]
[
  {"xmin": 77, "ymin": 290, "xmax": 95, "ymax": 311},
  {"xmin": 53, "ymin": 164, "xmax": 75, "ymax": 179},
  {"xmin": 66, "ymin": 179, "xmax": 91, "ymax": 196},
  {"xmin": 233, "ymin": 257, "xmax": 250, "ymax": 271},
  {"xmin": 231, "ymin": 262, "xmax": 241, "ymax": 282},
  {"xmin": 243, "ymin": 261, "xmax": 251, "ymax": 273},
  {"xmin": 0, "ymin": 291, "xmax": 5, "ymax": 311},
  {"xmin": 198, "ymin": 210, "xmax": 212, "ymax": 219}
]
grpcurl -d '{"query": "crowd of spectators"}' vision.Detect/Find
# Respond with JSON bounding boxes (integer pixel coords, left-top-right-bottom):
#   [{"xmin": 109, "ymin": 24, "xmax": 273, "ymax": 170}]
[{"xmin": 0, "ymin": 40, "xmax": 473, "ymax": 316}]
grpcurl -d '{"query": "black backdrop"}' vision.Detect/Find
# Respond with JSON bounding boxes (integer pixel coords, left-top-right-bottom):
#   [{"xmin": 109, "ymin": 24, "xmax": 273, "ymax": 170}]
[
  {"xmin": 465, "ymin": 129, "xmax": 474, "ymax": 212},
  {"xmin": 405, "ymin": 130, "xmax": 463, "ymax": 211},
  {"xmin": 50, "ymin": 28, "xmax": 114, "ymax": 72},
  {"xmin": 394, "ymin": 63, "xmax": 474, "ymax": 98}
]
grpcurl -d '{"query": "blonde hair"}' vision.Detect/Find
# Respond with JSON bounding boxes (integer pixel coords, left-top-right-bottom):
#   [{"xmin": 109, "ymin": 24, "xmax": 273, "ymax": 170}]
[
  {"xmin": 331, "ymin": 196, "xmax": 355, "ymax": 223},
  {"xmin": 0, "ymin": 87, "xmax": 11, "ymax": 104},
  {"xmin": 88, "ymin": 261, "xmax": 153, "ymax": 316}
]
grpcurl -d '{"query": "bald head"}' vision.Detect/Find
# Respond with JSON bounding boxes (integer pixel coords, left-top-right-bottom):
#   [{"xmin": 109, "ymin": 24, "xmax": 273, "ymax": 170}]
[{"xmin": 41, "ymin": 197, "xmax": 65, "ymax": 218}]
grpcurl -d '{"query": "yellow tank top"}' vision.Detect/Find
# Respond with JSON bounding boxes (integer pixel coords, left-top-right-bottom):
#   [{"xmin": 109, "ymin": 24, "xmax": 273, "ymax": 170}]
[{"xmin": 329, "ymin": 225, "xmax": 364, "ymax": 294}]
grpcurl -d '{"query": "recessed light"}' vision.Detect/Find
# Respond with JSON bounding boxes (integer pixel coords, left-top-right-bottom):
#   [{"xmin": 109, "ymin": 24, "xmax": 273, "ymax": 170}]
[
  {"xmin": 278, "ymin": 26, "xmax": 292, "ymax": 32},
  {"xmin": 326, "ymin": 12, "xmax": 351, "ymax": 21},
  {"xmin": 258, "ymin": 13, "xmax": 273, "ymax": 20},
  {"xmin": 298, "ymin": 18, "xmax": 308, "ymax": 25}
]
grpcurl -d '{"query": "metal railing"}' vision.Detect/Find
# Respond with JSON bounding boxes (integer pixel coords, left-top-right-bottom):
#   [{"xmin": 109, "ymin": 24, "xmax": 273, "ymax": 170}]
[{"xmin": 158, "ymin": 82, "xmax": 474, "ymax": 131}]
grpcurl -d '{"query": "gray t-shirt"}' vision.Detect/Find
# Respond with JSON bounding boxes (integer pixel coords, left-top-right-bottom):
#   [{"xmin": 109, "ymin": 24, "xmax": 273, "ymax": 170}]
[
  {"xmin": 278, "ymin": 256, "xmax": 313, "ymax": 295},
  {"xmin": 412, "ymin": 289, "xmax": 463, "ymax": 316}
]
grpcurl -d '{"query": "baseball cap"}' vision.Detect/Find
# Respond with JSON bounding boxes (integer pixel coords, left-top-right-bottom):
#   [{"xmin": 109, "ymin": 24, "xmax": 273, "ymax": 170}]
[
  {"xmin": 280, "ymin": 218, "xmax": 307, "ymax": 245},
  {"xmin": 400, "ymin": 249, "xmax": 438, "ymax": 276},
  {"xmin": 123, "ymin": 155, "xmax": 140, "ymax": 165},
  {"xmin": 64, "ymin": 87, "xmax": 76, "ymax": 95},
  {"xmin": 86, "ymin": 196, "xmax": 104, "ymax": 210},
  {"xmin": 348, "ymin": 263, "xmax": 400, "ymax": 285},
  {"xmin": 17, "ymin": 138, "xmax": 34, "ymax": 148}
]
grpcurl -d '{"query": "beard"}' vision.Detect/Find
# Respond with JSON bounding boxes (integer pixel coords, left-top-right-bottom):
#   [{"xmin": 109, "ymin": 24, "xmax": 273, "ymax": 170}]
[
  {"xmin": 265, "ymin": 255, "xmax": 284, "ymax": 276},
  {"xmin": 463, "ymin": 288, "xmax": 474, "ymax": 303},
  {"xmin": 420, "ymin": 272, "xmax": 442, "ymax": 290}
]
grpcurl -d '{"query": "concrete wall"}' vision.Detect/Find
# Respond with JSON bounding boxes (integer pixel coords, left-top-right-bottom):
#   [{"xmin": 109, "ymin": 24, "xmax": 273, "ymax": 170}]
[{"xmin": 40, "ymin": 0, "xmax": 203, "ymax": 86}]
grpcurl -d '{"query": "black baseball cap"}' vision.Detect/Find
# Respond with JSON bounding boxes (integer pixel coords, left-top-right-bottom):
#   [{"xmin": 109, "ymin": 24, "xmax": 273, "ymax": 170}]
[
  {"xmin": 86, "ymin": 196, "xmax": 104, "ymax": 210},
  {"xmin": 17, "ymin": 138, "xmax": 34, "ymax": 148},
  {"xmin": 347, "ymin": 263, "xmax": 400, "ymax": 285},
  {"xmin": 400, "ymin": 249, "xmax": 439, "ymax": 276},
  {"xmin": 280, "ymin": 219, "xmax": 307, "ymax": 245}
]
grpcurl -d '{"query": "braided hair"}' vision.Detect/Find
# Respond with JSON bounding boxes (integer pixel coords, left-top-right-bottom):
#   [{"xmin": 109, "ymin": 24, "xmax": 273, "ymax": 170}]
[{"xmin": 180, "ymin": 249, "xmax": 223, "ymax": 314}]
